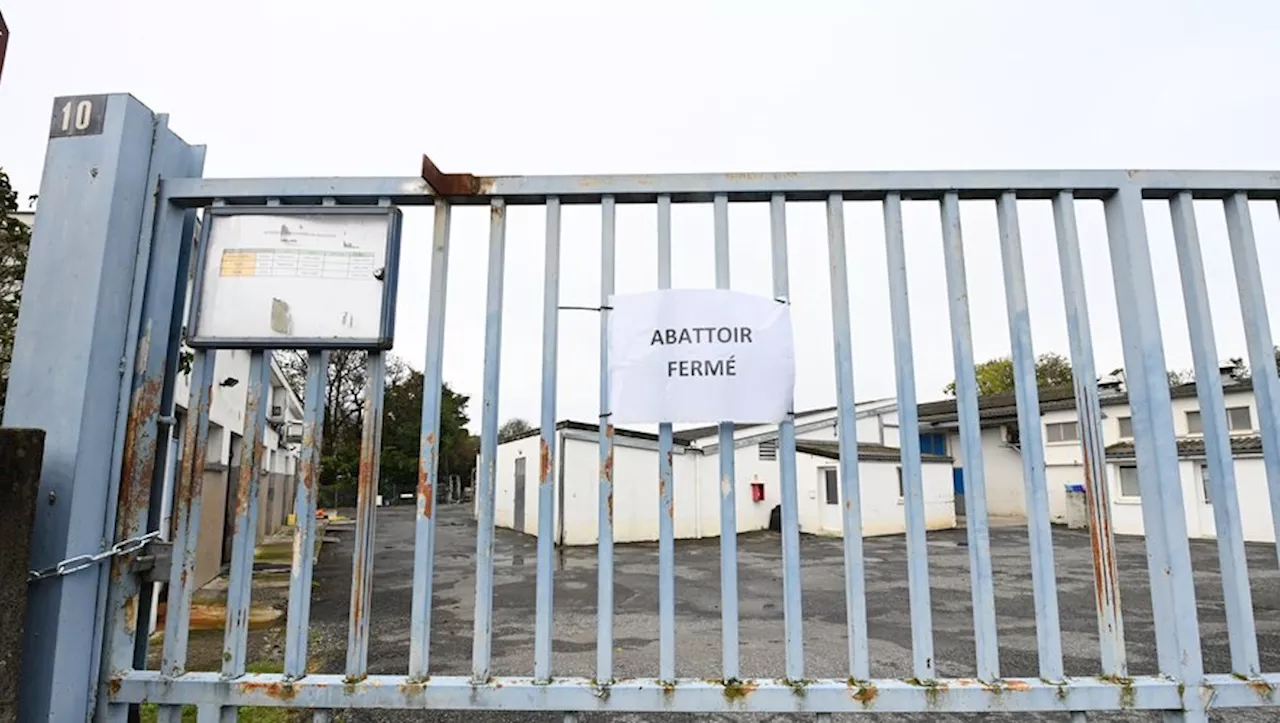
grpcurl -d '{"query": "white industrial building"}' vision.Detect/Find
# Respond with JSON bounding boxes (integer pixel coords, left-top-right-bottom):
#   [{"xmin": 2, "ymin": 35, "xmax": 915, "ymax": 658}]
[
  {"xmin": 917, "ymin": 361, "xmax": 1276, "ymax": 543},
  {"xmin": 490, "ymin": 400, "xmax": 957, "ymax": 545}
]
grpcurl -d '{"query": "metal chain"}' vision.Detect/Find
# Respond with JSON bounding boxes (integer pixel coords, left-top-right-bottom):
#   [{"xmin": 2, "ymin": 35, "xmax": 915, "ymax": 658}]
[{"xmin": 27, "ymin": 530, "xmax": 162, "ymax": 582}]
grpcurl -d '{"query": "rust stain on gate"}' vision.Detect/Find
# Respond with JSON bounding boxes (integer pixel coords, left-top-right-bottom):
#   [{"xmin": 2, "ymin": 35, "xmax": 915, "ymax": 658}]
[
  {"xmin": 1076, "ymin": 383, "xmax": 1122, "ymax": 620},
  {"xmin": 421, "ymin": 154, "xmax": 494, "ymax": 197},
  {"xmin": 419, "ymin": 432, "xmax": 436, "ymax": 518},
  {"xmin": 539, "ymin": 438, "xmax": 553, "ymax": 486}
]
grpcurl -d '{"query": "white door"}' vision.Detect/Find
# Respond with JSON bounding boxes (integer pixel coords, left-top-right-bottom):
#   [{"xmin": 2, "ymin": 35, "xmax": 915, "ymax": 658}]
[
  {"xmin": 819, "ymin": 467, "xmax": 842, "ymax": 532},
  {"xmin": 1196, "ymin": 462, "xmax": 1216, "ymax": 538}
]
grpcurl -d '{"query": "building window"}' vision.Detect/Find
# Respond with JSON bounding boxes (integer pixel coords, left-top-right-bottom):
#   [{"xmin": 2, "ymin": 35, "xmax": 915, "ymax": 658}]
[
  {"xmin": 823, "ymin": 468, "xmax": 839, "ymax": 505},
  {"xmin": 1045, "ymin": 421, "xmax": 1080, "ymax": 443},
  {"xmin": 1187, "ymin": 411, "xmax": 1201, "ymax": 434},
  {"xmin": 1187, "ymin": 407, "xmax": 1252, "ymax": 435},
  {"xmin": 896, "ymin": 467, "xmax": 904, "ymax": 500},
  {"xmin": 759, "ymin": 439, "xmax": 778, "ymax": 461},
  {"xmin": 1199, "ymin": 463, "xmax": 1212, "ymax": 504},
  {"xmin": 1118, "ymin": 416, "xmax": 1133, "ymax": 439},
  {"xmin": 1118, "ymin": 465, "xmax": 1140, "ymax": 498},
  {"xmin": 919, "ymin": 433, "xmax": 946, "ymax": 456}
]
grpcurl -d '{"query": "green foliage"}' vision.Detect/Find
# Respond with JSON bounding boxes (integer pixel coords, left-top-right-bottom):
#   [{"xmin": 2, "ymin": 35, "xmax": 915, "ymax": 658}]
[
  {"xmin": 0, "ymin": 169, "xmax": 31, "ymax": 418},
  {"xmin": 499, "ymin": 417, "xmax": 533, "ymax": 442},
  {"xmin": 943, "ymin": 352, "xmax": 1074, "ymax": 397},
  {"xmin": 276, "ymin": 350, "xmax": 474, "ymax": 508}
]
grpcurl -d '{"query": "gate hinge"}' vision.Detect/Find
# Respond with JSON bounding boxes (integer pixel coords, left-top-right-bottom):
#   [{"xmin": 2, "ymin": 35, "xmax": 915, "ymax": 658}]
[{"xmin": 135, "ymin": 539, "xmax": 174, "ymax": 584}]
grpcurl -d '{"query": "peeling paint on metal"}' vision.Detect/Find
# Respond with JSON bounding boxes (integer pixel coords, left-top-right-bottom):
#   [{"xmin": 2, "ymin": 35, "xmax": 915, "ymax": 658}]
[
  {"xmin": 419, "ymin": 432, "xmax": 436, "ymax": 518},
  {"xmin": 237, "ymin": 679, "xmax": 299, "ymax": 702},
  {"xmin": 539, "ymin": 438, "xmax": 552, "ymax": 486},
  {"xmin": 848, "ymin": 678, "xmax": 878, "ymax": 705}
]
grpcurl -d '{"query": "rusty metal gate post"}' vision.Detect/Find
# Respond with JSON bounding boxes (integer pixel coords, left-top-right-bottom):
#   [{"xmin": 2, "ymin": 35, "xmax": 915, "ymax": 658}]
[{"xmin": 5, "ymin": 93, "xmax": 203, "ymax": 721}]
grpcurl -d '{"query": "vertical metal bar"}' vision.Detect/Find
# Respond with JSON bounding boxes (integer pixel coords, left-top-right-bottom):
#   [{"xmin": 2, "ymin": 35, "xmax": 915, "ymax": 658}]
[
  {"xmin": 472, "ymin": 198, "xmax": 508, "ymax": 681},
  {"xmin": 1225, "ymin": 192, "xmax": 1280, "ymax": 563},
  {"xmin": 597, "ymin": 196, "xmax": 617, "ymax": 683},
  {"xmin": 156, "ymin": 351, "xmax": 215, "ymax": 723},
  {"xmin": 534, "ymin": 197, "xmax": 563, "ymax": 682},
  {"xmin": 657, "ymin": 194, "xmax": 676, "ymax": 682},
  {"xmin": 283, "ymin": 351, "xmax": 329, "ymax": 679},
  {"xmin": 995, "ymin": 192, "xmax": 1064, "ymax": 680},
  {"xmin": 770, "ymin": 194, "xmax": 805, "ymax": 682},
  {"xmin": 346, "ymin": 351, "xmax": 386, "ymax": 680},
  {"xmin": 1052, "ymin": 191, "xmax": 1126, "ymax": 676},
  {"xmin": 196, "ymin": 704, "xmax": 220, "ymax": 723},
  {"xmin": 221, "ymin": 351, "xmax": 272, "ymax": 678},
  {"xmin": 825, "ymin": 193, "xmax": 870, "ymax": 681},
  {"xmin": 159, "ymin": 350, "xmax": 214, "ymax": 675},
  {"xmin": 712, "ymin": 193, "xmax": 740, "ymax": 681},
  {"xmin": 1170, "ymin": 192, "xmax": 1259, "ymax": 676},
  {"xmin": 145, "ymin": 207, "xmax": 203, "ymax": 674},
  {"xmin": 409, "ymin": 200, "xmax": 453, "ymax": 679},
  {"xmin": 1103, "ymin": 186, "xmax": 1203, "ymax": 720},
  {"xmin": 882, "ymin": 192, "xmax": 936, "ymax": 681},
  {"xmin": 938, "ymin": 192, "xmax": 999, "ymax": 680}
]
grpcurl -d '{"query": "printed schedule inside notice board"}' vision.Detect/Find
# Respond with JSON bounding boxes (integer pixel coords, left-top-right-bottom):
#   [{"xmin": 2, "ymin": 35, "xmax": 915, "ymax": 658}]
[{"xmin": 219, "ymin": 248, "xmax": 375, "ymax": 280}]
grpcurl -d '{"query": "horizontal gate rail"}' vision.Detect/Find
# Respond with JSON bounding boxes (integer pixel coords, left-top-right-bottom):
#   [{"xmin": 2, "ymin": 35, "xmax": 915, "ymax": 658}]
[
  {"xmin": 158, "ymin": 163, "xmax": 1280, "ymax": 207},
  {"xmin": 109, "ymin": 672, "xmax": 1280, "ymax": 712}
]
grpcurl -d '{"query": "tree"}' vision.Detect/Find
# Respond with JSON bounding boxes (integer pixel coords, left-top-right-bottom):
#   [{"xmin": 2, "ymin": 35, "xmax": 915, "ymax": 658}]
[
  {"xmin": 276, "ymin": 350, "xmax": 474, "ymax": 506},
  {"xmin": 943, "ymin": 352, "xmax": 1074, "ymax": 397},
  {"xmin": 499, "ymin": 418, "xmax": 533, "ymax": 443},
  {"xmin": 0, "ymin": 169, "xmax": 31, "ymax": 418},
  {"xmin": 1167, "ymin": 369, "xmax": 1195, "ymax": 386}
]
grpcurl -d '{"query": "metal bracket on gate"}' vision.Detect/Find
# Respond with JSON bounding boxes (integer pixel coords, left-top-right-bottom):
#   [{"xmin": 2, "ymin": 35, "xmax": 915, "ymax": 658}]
[{"xmin": 135, "ymin": 539, "xmax": 174, "ymax": 584}]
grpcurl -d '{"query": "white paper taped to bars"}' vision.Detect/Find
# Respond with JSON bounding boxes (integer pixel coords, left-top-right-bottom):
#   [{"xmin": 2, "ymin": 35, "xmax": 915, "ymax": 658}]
[{"xmin": 608, "ymin": 289, "xmax": 795, "ymax": 424}]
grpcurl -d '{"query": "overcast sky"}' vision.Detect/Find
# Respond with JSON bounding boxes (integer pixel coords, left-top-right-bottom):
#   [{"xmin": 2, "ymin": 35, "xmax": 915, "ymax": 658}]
[{"xmin": 3, "ymin": 1, "xmax": 1280, "ymax": 432}]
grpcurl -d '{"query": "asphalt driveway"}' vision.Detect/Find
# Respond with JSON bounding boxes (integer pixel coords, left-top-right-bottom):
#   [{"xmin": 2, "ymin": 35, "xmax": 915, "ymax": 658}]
[{"xmin": 298, "ymin": 505, "xmax": 1280, "ymax": 722}]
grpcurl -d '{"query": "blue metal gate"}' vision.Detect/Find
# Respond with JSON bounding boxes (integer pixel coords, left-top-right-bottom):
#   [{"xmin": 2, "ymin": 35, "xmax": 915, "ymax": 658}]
[{"xmin": 10, "ymin": 93, "xmax": 1280, "ymax": 721}]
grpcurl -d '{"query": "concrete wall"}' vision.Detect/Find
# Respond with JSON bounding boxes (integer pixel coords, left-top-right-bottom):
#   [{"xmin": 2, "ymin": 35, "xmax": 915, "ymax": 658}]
[
  {"xmin": 1041, "ymin": 407, "xmax": 1088, "ymax": 523},
  {"xmin": 555, "ymin": 435, "xmax": 701, "ymax": 545},
  {"xmin": 1108, "ymin": 457, "xmax": 1276, "ymax": 544},
  {"xmin": 945, "ymin": 428, "xmax": 1026, "ymax": 520},
  {"xmin": 497, "ymin": 429, "xmax": 956, "ymax": 545},
  {"xmin": 170, "ymin": 348, "xmax": 302, "ymax": 592},
  {"xmin": 796, "ymin": 457, "xmax": 955, "ymax": 536},
  {"xmin": 195, "ymin": 467, "xmax": 229, "ymax": 591}
]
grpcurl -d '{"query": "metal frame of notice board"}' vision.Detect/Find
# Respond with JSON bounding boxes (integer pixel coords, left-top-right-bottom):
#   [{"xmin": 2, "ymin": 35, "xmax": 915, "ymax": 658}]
[{"xmin": 186, "ymin": 204, "xmax": 403, "ymax": 350}]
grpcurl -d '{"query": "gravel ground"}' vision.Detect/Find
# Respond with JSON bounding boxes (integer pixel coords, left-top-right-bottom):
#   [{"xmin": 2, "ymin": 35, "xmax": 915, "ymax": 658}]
[{"xmin": 183, "ymin": 505, "xmax": 1280, "ymax": 721}]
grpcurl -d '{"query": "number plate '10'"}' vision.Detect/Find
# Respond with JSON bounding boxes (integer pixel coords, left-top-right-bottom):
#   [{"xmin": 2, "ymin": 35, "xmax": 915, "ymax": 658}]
[{"xmin": 49, "ymin": 95, "xmax": 108, "ymax": 138}]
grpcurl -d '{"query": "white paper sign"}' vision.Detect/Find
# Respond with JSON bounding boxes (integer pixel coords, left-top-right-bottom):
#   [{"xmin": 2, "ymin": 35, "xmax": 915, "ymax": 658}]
[{"xmin": 608, "ymin": 289, "xmax": 795, "ymax": 423}]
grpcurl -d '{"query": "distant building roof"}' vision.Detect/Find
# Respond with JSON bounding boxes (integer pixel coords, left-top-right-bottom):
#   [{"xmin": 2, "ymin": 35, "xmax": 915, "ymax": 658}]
[
  {"xmin": 917, "ymin": 379, "xmax": 1255, "ymax": 427},
  {"xmin": 502, "ymin": 420, "xmax": 946, "ymax": 462},
  {"xmin": 795, "ymin": 440, "xmax": 951, "ymax": 463},
  {"xmin": 1105, "ymin": 434, "xmax": 1264, "ymax": 461},
  {"xmin": 505, "ymin": 420, "xmax": 694, "ymax": 448},
  {"xmin": 672, "ymin": 405, "xmax": 845, "ymax": 442}
]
